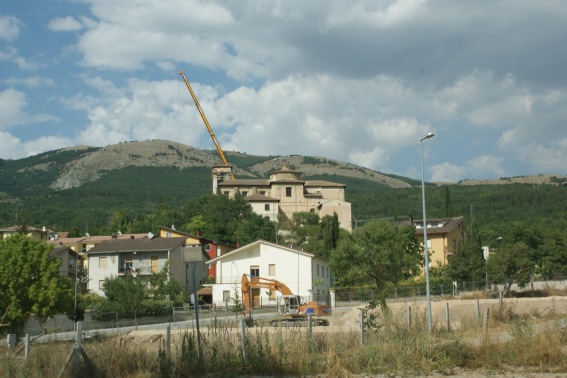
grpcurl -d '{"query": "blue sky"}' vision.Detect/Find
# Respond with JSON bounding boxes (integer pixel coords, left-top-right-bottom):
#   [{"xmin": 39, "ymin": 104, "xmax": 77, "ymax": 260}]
[{"xmin": 2, "ymin": 0, "xmax": 567, "ymax": 183}]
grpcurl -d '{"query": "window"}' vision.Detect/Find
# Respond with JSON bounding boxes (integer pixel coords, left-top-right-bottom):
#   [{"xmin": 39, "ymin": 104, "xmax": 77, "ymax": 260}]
[
  {"xmin": 250, "ymin": 265, "xmax": 259, "ymax": 277},
  {"xmin": 241, "ymin": 191, "xmax": 248, "ymax": 197},
  {"xmin": 317, "ymin": 264, "xmax": 320, "ymax": 277},
  {"xmin": 151, "ymin": 256, "xmax": 159, "ymax": 273},
  {"xmin": 286, "ymin": 187, "xmax": 292, "ymax": 197},
  {"xmin": 269, "ymin": 264, "xmax": 275, "ymax": 276},
  {"xmin": 204, "ymin": 244, "xmax": 211, "ymax": 251},
  {"xmin": 223, "ymin": 290, "xmax": 230, "ymax": 303},
  {"xmin": 260, "ymin": 191, "xmax": 266, "ymax": 195},
  {"xmin": 99, "ymin": 280, "xmax": 105, "ymax": 290},
  {"xmin": 223, "ymin": 191, "xmax": 229, "ymax": 196},
  {"xmin": 264, "ymin": 204, "xmax": 270, "ymax": 211},
  {"xmin": 99, "ymin": 256, "xmax": 107, "ymax": 268}
]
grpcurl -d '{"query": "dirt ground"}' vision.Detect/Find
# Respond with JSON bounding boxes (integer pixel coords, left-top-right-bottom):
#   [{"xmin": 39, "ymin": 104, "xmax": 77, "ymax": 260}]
[{"xmin": 124, "ymin": 295, "xmax": 567, "ymax": 377}]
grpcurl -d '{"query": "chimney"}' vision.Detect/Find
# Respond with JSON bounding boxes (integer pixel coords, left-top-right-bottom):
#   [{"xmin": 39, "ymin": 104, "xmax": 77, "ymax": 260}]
[
  {"xmin": 236, "ymin": 241, "xmax": 240, "ymax": 248},
  {"xmin": 196, "ymin": 228, "xmax": 201, "ymax": 236}
]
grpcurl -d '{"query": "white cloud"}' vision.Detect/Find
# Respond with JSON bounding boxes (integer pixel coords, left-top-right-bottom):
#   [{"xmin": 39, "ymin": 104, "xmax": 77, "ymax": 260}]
[
  {"xmin": 4, "ymin": 76, "xmax": 55, "ymax": 87},
  {"xmin": 430, "ymin": 155, "xmax": 505, "ymax": 183},
  {"xmin": 0, "ymin": 14, "xmax": 21, "ymax": 42},
  {"xmin": 0, "ymin": 89, "xmax": 29, "ymax": 128},
  {"xmin": 0, "ymin": 46, "xmax": 39, "ymax": 70},
  {"xmin": 47, "ymin": 16, "xmax": 83, "ymax": 32},
  {"xmin": 0, "ymin": 131, "xmax": 24, "ymax": 159}
]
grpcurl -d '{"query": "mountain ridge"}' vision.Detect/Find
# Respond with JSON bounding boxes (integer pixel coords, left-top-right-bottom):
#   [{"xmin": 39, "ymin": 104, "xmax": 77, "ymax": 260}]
[{"xmin": 4, "ymin": 140, "xmax": 567, "ymax": 193}]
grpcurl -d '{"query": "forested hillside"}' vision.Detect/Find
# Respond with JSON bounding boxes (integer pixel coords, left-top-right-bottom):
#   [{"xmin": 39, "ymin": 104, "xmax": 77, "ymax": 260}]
[{"xmin": 1, "ymin": 141, "xmax": 566, "ymax": 237}]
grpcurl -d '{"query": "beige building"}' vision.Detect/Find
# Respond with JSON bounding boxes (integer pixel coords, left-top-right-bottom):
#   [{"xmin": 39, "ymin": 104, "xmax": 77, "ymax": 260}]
[
  {"xmin": 400, "ymin": 216, "xmax": 467, "ymax": 267},
  {"xmin": 212, "ymin": 164, "xmax": 352, "ymax": 231}
]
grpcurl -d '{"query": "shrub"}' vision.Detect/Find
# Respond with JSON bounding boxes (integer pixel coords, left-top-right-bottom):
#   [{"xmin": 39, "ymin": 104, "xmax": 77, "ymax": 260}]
[{"xmin": 139, "ymin": 299, "xmax": 174, "ymax": 317}]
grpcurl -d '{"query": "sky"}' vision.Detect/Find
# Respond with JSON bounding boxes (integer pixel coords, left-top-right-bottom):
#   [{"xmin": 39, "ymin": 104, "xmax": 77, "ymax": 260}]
[{"xmin": 1, "ymin": 0, "xmax": 567, "ymax": 183}]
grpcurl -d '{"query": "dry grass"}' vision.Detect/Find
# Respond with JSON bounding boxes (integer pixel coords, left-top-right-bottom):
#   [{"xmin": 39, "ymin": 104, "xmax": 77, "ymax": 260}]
[{"xmin": 2, "ymin": 291, "xmax": 567, "ymax": 377}]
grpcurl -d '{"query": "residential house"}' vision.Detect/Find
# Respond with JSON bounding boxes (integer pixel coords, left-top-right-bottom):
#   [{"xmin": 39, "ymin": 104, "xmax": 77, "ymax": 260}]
[
  {"xmin": 1, "ymin": 225, "xmax": 82, "ymax": 280},
  {"xmin": 85, "ymin": 237, "xmax": 209, "ymax": 298},
  {"xmin": 50, "ymin": 245, "xmax": 81, "ymax": 281},
  {"xmin": 212, "ymin": 164, "xmax": 352, "ymax": 231},
  {"xmin": 0, "ymin": 225, "xmax": 53, "ymax": 240},
  {"xmin": 400, "ymin": 216, "xmax": 467, "ymax": 267},
  {"xmin": 206, "ymin": 240, "xmax": 332, "ymax": 308},
  {"xmin": 159, "ymin": 226, "xmax": 237, "ymax": 281},
  {"xmin": 47, "ymin": 232, "xmax": 151, "ymax": 272}
]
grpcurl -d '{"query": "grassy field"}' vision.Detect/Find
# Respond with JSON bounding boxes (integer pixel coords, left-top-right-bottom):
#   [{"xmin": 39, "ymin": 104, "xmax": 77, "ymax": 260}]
[{"xmin": 2, "ymin": 290, "xmax": 567, "ymax": 377}]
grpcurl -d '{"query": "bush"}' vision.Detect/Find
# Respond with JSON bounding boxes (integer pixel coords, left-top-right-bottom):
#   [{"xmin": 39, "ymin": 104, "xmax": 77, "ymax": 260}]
[
  {"xmin": 139, "ymin": 299, "xmax": 174, "ymax": 317},
  {"xmin": 89, "ymin": 300, "xmax": 119, "ymax": 321}
]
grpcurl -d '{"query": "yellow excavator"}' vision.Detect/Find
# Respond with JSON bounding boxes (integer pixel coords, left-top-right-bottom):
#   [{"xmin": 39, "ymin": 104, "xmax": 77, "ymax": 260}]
[
  {"xmin": 241, "ymin": 274, "xmax": 331, "ymax": 327},
  {"xmin": 178, "ymin": 70, "xmax": 235, "ymax": 180}
]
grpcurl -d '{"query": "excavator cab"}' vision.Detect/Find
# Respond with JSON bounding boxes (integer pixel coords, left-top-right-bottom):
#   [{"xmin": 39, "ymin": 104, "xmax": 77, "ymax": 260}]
[{"xmin": 279, "ymin": 295, "xmax": 301, "ymax": 316}]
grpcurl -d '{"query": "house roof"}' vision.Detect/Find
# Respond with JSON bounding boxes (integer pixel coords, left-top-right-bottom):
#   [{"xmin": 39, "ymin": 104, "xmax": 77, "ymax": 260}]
[
  {"xmin": 0, "ymin": 225, "xmax": 51, "ymax": 233},
  {"xmin": 400, "ymin": 216, "xmax": 465, "ymax": 236},
  {"xmin": 207, "ymin": 239, "xmax": 322, "ymax": 265},
  {"xmin": 86, "ymin": 237, "xmax": 186, "ymax": 254},
  {"xmin": 158, "ymin": 227, "xmax": 236, "ymax": 248},
  {"xmin": 244, "ymin": 193, "xmax": 280, "ymax": 202},
  {"xmin": 218, "ymin": 179, "xmax": 270, "ymax": 187}
]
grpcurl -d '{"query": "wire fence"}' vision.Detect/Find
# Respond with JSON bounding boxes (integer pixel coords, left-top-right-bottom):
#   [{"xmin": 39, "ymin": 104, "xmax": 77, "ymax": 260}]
[{"xmin": 15, "ymin": 276, "xmax": 567, "ymax": 342}]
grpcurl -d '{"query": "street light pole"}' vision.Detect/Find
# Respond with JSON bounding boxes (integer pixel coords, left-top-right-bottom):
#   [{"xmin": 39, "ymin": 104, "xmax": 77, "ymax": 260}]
[{"xmin": 420, "ymin": 132, "xmax": 435, "ymax": 334}]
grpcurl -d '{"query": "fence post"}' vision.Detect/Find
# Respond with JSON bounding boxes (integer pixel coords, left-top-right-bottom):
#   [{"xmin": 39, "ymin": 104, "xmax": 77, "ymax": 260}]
[
  {"xmin": 407, "ymin": 306, "xmax": 412, "ymax": 327},
  {"xmin": 240, "ymin": 318, "xmax": 247, "ymax": 361},
  {"xmin": 308, "ymin": 314, "xmax": 313, "ymax": 337},
  {"xmin": 329, "ymin": 290, "xmax": 336, "ymax": 308},
  {"xmin": 359, "ymin": 309, "xmax": 364, "ymax": 345},
  {"xmin": 7, "ymin": 334, "xmax": 16, "ymax": 350},
  {"xmin": 445, "ymin": 302, "xmax": 450, "ymax": 332},
  {"xmin": 166, "ymin": 325, "xmax": 171, "ymax": 357},
  {"xmin": 499, "ymin": 292, "xmax": 503, "ymax": 307},
  {"xmin": 75, "ymin": 321, "xmax": 83, "ymax": 375},
  {"xmin": 483, "ymin": 308, "xmax": 489, "ymax": 332},
  {"xmin": 24, "ymin": 334, "xmax": 30, "ymax": 359},
  {"xmin": 476, "ymin": 299, "xmax": 480, "ymax": 320}
]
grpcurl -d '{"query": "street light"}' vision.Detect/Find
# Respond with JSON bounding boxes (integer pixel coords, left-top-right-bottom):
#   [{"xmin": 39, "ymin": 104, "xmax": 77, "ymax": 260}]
[
  {"xmin": 484, "ymin": 236, "xmax": 502, "ymax": 290},
  {"xmin": 420, "ymin": 132, "xmax": 434, "ymax": 334}
]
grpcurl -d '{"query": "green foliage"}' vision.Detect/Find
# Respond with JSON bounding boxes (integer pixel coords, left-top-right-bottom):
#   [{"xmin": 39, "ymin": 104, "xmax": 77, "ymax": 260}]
[
  {"xmin": 102, "ymin": 273, "xmax": 147, "ymax": 322},
  {"xmin": 330, "ymin": 221, "xmax": 422, "ymax": 308},
  {"xmin": 89, "ymin": 300, "xmax": 119, "ymax": 321},
  {"xmin": 488, "ymin": 242, "xmax": 535, "ymax": 293},
  {"xmin": 445, "ymin": 238, "xmax": 485, "ymax": 284},
  {"xmin": 147, "ymin": 261, "xmax": 186, "ymax": 305},
  {"xmin": 320, "ymin": 213, "xmax": 340, "ymax": 257},
  {"xmin": 229, "ymin": 286, "xmax": 244, "ymax": 317},
  {"xmin": 0, "ymin": 234, "xmax": 73, "ymax": 334},
  {"xmin": 138, "ymin": 299, "xmax": 174, "ymax": 317},
  {"xmin": 181, "ymin": 194, "xmax": 276, "ymax": 245}
]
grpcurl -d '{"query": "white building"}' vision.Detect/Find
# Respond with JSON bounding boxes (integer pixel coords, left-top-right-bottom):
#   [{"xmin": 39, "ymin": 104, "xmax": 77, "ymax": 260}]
[{"xmin": 206, "ymin": 240, "xmax": 332, "ymax": 308}]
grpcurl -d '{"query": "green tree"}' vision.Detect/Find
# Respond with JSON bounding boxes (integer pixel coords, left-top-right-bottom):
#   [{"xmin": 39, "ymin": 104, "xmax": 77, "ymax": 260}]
[
  {"xmin": 329, "ymin": 221, "xmax": 422, "ymax": 309},
  {"xmin": 0, "ymin": 234, "xmax": 73, "ymax": 334},
  {"xmin": 445, "ymin": 239, "xmax": 484, "ymax": 287},
  {"xmin": 148, "ymin": 261, "xmax": 186, "ymax": 305},
  {"xmin": 182, "ymin": 194, "xmax": 276, "ymax": 245},
  {"xmin": 487, "ymin": 242, "xmax": 535, "ymax": 294},
  {"xmin": 320, "ymin": 213, "xmax": 340, "ymax": 257},
  {"xmin": 103, "ymin": 273, "xmax": 147, "ymax": 325}
]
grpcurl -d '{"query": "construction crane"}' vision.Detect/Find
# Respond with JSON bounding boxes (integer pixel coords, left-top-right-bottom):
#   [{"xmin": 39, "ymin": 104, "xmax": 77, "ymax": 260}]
[
  {"xmin": 178, "ymin": 70, "xmax": 234, "ymax": 180},
  {"xmin": 241, "ymin": 274, "xmax": 331, "ymax": 327}
]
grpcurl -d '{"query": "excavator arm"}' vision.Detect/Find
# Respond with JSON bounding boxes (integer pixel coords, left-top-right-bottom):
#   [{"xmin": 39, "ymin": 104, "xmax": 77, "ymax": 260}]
[
  {"xmin": 178, "ymin": 70, "xmax": 235, "ymax": 180},
  {"xmin": 241, "ymin": 274, "xmax": 294, "ymax": 314}
]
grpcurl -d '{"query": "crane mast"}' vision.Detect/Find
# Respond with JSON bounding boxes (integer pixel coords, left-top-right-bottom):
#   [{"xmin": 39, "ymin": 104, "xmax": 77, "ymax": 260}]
[{"xmin": 178, "ymin": 70, "xmax": 234, "ymax": 180}]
